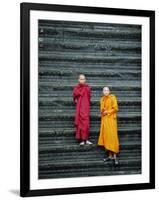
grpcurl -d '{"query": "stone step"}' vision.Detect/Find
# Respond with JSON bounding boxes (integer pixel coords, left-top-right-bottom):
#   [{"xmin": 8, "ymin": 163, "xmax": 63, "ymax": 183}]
[
  {"xmin": 39, "ymin": 167, "xmax": 141, "ymax": 178},
  {"xmin": 38, "ymin": 84, "xmax": 141, "ymax": 92},
  {"xmin": 39, "ymin": 79, "xmax": 141, "ymax": 84},
  {"xmin": 39, "ymin": 68, "xmax": 141, "ymax": 77},
  {"xmin": 39, "ymin": 48, "xmax": 141, "ymax": 57},
  {"xmin": 39, "ymin": 146, "xmax": 141, "ymax": 153},
  {"xmin": 39, "ymin": 157, "xmax": 141, "ymax": 170},
  {"xmin": 39, "ymin": 91, "xmax": 141, "ymax": 99},
  {"xmin": 39, "ymin": 55, "xmax": 141, "ymax": 63},
  {"xmin": 39, "ymin": 31, "xmax": 141, "ymax": 40},
  {"xmin": 38, "ymin": 117, "xmax": 141, "ymax": 126},
  {"xmin": 39, "ymin": 43, "xmax": 141, "ymax": 51},
  {"xmin": 39, "ymin": 99, "xmax": 141, "ymax": 105},
  {"xmin": 38, "ymin": 111, "xmax": 141, "ymax": 121},
  {"xmin": 39, "ymin": 134, "xmax": 141, "ymax": 145},
  {"xmin": 39, "ymin": 136, "xmax": 141, "ymax": 146},
  {"xmin": 39, "ymin": 67, "xmax": 141, "ymax": 76},
  {"xmin": 39, "ymin": 120, "xmax": 141, "ymax": 128},
  {"xmin": 39, "ymin": 131, "xmax": 141, "ymax": 137},
  {"xmin": 39, "ymin": 107, "xmax": 141, "ymax": 114},
  {"xmin": 39, "ymin": 149, "xmax": 141, "ymax": 162},
  {"xmin": 39, "ymin": 120, "xmax": 140, "ymax": 128},
  {"xmin": 39, "ymin": 148, "xmax": 141, "ymax": 157},
  {"xmin": 39, "ymin": 96, "xmax": 141, "ymax": 103},
  {"xmin": 39, "ymin": 39, "xmax": 141, "ymax": 52},
  {"xmin": 39, "ymin": 31, "xmax": 141, "ymax": 42},
  {"xmin": 39, "ymin": 169, "xmax": 141, "ymax": 179},
  {"xmin": 39, "ymin": 20, "xmax": 141, "ymax": 30},
  {"xmin": 39, "ymin": 142, "xmax": 141, "ymax": 153},
  {"xmin": 38, "ymin": 87, "xmax": 141, "ymax": 92},
  {"xmin": 39, "ymin": 93, "xmax": 141, "ymax": 100},
  {"xmin": 39, "ymin": 74, "xmax": 141, "ymax": 81},
  {"xmin": 39, "ymin": 155, "xmax": 141, "ymax": 167},
  {"xmin": 39, "ymin": 29, "xmax": 141, "ymax": 42},
  {"xmin": 39, "ymin": 153, "xmax": 141, "ymax": 163},
  {"xmin": 39, "ymin": 50, "xmax": 140, "ymax": 59},
  {"xmin": 39, "ymin": 147, "xmax": 141, "ymax": 154},
  {"xmin": 39, "ymin": 53, "xmax": 141, "ymax": 63},
  {"xmin": 39, "ymin": 22, "xmax": 141, "ymax": 33},
  {"xmin": 39, "ymin": 62, "xmax": 141, "ymax": 70},
  {"xmin": 39, "ymin": 154, "xmax": 141, "ymax": 164},
  {"xmin": 39, "ymin": 126, "xmax": 141, "ymax": 136},
  {"xmin": 39, "ymin": 106, "xmax": 141, "ymax": 113}
]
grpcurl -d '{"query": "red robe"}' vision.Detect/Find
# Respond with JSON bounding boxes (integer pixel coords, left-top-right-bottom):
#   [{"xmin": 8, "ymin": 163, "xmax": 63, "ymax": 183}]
[{"xmin": 73, "ymin": 83, "xmax": 91, "ymax": 141}]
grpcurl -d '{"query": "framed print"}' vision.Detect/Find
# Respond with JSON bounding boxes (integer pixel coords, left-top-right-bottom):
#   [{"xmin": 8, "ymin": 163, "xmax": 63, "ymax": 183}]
[{"xmin": 20, "ymin": 2, "xmax": 155, "ymax": 197}]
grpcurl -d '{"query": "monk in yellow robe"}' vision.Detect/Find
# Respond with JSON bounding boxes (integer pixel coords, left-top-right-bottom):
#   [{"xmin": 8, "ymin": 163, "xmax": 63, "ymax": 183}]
[{"xmin": 98, "ymin": 86, "xmax": 120, "ymax": 165}]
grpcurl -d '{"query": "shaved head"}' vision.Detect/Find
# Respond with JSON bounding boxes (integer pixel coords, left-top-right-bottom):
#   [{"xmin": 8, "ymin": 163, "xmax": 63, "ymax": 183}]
[
  {"xmin": 103, "ymin": 86, "xmax": 110, "ymax": 96},
  {"xmin": 78, "ymin": 74, "xmax": 86, "ymax": 84},
  {"xmin": 79, "ymin": 74, "xmax": 86, "ymax": 79},
  {"xmin": 103, "ymin": 86, "xmax": 110, "ymax": 91}
]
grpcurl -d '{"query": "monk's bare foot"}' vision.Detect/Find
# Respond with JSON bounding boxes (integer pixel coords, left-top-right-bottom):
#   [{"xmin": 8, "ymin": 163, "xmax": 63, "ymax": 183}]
[
  {"xmin": 79, "ymin": 141, "xmax": 85, "ymax": 146},
  {"xmin": 86, "ymin": 140, "xmax": 93, "ymax": 145}
]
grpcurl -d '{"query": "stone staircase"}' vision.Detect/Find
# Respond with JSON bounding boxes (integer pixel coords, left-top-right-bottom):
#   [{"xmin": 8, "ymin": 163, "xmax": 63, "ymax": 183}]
[{"xmin": 38, "ymin": 20, "xmax": 141, "ymax": 179}]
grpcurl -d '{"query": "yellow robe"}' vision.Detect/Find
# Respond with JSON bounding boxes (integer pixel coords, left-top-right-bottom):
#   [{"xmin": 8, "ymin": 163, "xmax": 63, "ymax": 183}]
[{"xmin": 98, "ymin": 94, "xmax": 120, "ymax": 153}]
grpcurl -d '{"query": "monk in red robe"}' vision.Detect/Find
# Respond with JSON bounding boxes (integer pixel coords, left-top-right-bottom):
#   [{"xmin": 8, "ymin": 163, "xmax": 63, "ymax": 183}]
[{"xmin": 73, "ymin": 74, "xmax": 93, "ymax": 145}]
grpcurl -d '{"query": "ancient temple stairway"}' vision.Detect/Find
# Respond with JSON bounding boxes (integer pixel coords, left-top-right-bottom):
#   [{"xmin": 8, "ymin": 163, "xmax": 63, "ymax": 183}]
[{"xmin": 38, "ymin": 20, "xmax": 141, "ymax": 179}]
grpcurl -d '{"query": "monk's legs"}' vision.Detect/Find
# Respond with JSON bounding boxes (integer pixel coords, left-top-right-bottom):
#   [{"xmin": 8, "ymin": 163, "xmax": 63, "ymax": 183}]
[
  {"xmin": 108, "ymin": 151, "xmax": 113, "ymax": 158},
  {"xmin": 111, "ymin": 152, "xmax": 119, "ymax": 165},
  {"xmin": 78, "ymin": 129, "xmax": 85, "ymax": 145},
  {"xmin": 103, "ymin": 150, "xmax": 113, "ymax": 162},
  {"xmin": 79, "ymin": 129, "xmax": 93, "ymax": 145},
  {"xmin": 108, "ymin": 151, "xmax": 118, "ymax": 160},
  {"xmin": 106, "ymin": 150, "xmax": 113, "ymax": 159},
  {"xmin": 113, "ymin": 153, "xmax": 116, "ymax": 159},
  {"xmin": 103, "ymin": 150, "xmax": 119, "ymax": 165},
  {"xmin": 79, "ymin": 135, "xmax": 90, "ymax": 146}
]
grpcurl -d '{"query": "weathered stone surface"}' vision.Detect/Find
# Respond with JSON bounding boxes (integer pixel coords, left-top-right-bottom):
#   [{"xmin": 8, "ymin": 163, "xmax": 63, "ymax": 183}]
[{"xmin": 38, "ymin": 20, "xmax": 142, "ymax": 179}]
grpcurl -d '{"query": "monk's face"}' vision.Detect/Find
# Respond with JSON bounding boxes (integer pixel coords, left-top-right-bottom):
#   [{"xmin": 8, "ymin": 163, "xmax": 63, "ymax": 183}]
[
  {"xmin": 78, "ymin": 75, "xmax": 86, "ymax": 84},
  {"xmin": 103, "ymin": 87, "xmax": 110, "ymax": 96}
]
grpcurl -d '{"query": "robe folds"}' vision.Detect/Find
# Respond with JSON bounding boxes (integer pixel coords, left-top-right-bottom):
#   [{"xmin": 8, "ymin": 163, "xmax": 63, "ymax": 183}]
[
  {"xmin": 98, "ymin": 94, "xmax": 120, "ymax": 153},
  {"xmin": 73, "ymin": 83, "xmax": 91, "ymax": 141}
]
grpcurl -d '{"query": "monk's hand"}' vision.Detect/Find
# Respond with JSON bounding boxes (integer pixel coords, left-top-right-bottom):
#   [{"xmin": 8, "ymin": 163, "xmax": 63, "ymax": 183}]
[
  {"xmin": 101, "ymin": 110, "xmax": 107, "ymax": 116},
  {"xmin": 103, "ymin": 110, "xmax": 108, "ymax": 115}
]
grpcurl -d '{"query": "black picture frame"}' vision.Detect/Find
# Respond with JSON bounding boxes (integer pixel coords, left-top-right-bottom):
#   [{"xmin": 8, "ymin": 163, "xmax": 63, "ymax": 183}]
[{"xmin": 20, "ymin": 2, "xmax": 155, "ymax": 197}]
